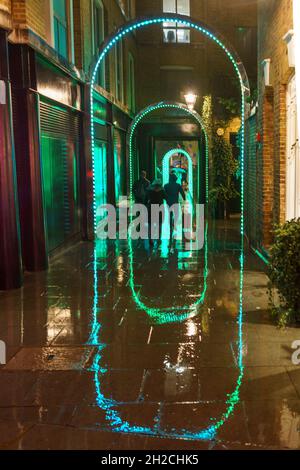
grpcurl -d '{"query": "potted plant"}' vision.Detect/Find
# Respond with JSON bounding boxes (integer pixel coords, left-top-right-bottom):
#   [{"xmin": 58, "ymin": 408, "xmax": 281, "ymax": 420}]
[{"xmin": 268, "ymin": 218, "xmax": 300, "ymax": 326}]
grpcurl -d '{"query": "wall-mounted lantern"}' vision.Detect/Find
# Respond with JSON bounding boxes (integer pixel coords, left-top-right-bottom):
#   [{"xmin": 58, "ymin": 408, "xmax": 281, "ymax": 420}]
[
  {"xmin": 283, "ymin": 30, "xmax": 295, "ymax": 68},
  {"xmin": 261, "ymin": 59, "xmax": 271, "ymax": 86}
]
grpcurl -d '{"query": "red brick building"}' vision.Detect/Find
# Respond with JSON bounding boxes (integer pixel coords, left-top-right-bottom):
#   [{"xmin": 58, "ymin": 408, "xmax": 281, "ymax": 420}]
[
  {"xmin": 245, "ymin": 0, "xmax": 299, "ymax": 251},
  {"xmin": 0, "ymin": 0, "xmax": 137, "ymax": 289}
]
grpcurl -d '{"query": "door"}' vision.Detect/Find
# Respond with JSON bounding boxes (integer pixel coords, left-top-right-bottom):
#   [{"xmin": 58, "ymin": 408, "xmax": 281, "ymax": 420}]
[
  {"xmin": 113, "ymin": 129, "xmax": 126, "ymax": 205},
  {"xmin": 40, "ymin": 102, "xmax": 81, "ymax": 253},
  {"xmin": 94, "ymin": 140, "xmax": 107, "ymax": 227},
  {"xmin": 286, "ymin": 75, "xmax": 300, "ymax": 220}
]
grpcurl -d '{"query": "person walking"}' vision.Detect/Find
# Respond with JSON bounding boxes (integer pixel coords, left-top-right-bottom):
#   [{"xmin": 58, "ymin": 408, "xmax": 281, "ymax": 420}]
[
  {"xmin": 133, "ymin": 170, "xmax": 150, "ymax": 204},
  {"xmin": 146, "ymin": 179, "xmax": 166, "ymax": 244},
  {"xmin": 164, "ymin": 173, "xmax": 186, "ymax": 239}
]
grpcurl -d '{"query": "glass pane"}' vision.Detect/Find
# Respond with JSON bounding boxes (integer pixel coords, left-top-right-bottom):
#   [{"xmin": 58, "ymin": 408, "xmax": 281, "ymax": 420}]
[
  {"xmin": 114, "ymin": 130, "xmax": 126, "ymax": 203},
  {"xmin": 163, "ymin": 21, "xmax": 176, "ymax": 28},
  {"xmin": 177, "ymin": 28, "xmax": 190, "ymax": 43},
  {"xmin": 94, "ymin": 3, "xmax": 105, "ymax": 87},
  {"xmin": 128, "ymin": 55, "xmax": 135, "ymax": 112},
  {"xmin": 95, "ymin": 141, "xmax": 107, "ymax": 225},
  {"xmin": 163, "ymin": 0, "xmax": 176, "ymax": 13},
  {"xmin": 54, "ymin": 18, "xmax": 59, "ymax": 50},
  {"xmin": 58, "ymin": 22, "xmax": 68, "ymax": 58},
  {"xmin": 94, "ymin": 3, "xmax": 104, "ymax": 46},
  {"xmin": 163, "ymin": 29, "xmax": 176, "ymax": 43},
  {"xmin": 177, "ymin": 0, "xmax": 190, "ymax": 16},
  {"xmin": 115, "ymin": 42, "xmax": 123, "ymax": 100},
  {"xmin": 53, "ymin": 0, "xmax": 67, "ymax": 22}
]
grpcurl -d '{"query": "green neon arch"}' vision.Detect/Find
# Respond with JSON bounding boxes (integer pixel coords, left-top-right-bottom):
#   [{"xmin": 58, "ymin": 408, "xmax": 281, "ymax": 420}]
[
  {"xmin": 89, "ymin": 13, "xmax": 248, "ymax": 442},
  {"xmin": 127, "ymin": 104, "xmax": 208, "ymax": 323},
  {"xmin": 162, "ymin": 148, "xmax": 194, "ymax": 192},
  {"xmin": 127, "ymin": 101, "xmax": 209, "ymax": 204},
  {"xmin": 90, "ymin": 14, "xmax": 250, "ymax": 238}
]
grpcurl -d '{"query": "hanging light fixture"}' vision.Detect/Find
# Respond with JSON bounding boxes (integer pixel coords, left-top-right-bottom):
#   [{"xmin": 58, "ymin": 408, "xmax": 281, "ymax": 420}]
[{"xmin": 184, "ymin": 92, "xmax": 198, "ymax": 110}]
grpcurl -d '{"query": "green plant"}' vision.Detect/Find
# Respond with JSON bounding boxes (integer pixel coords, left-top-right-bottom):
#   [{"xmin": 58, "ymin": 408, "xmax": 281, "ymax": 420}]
[
  {"xmin": 217, "ymin": 97, "xmax": 239, "ymax": 118},
  {"xmin": 209, "ymin": 133, "xmax": 239, "ymax": 217},
  {"xmin": 268, "ymin": 218, "xmax": 300, "ymax": 326}
]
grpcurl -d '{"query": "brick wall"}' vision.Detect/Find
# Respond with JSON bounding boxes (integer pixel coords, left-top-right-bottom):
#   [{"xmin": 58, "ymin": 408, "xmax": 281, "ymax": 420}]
[
  {"xmin": 0, "ymin": 0, "xmax": 11, "ymax": 15},
  {"xmin": 5, "ymin": 0, "xmax": 137, "ymax": 112},
  {"xmin": 136, "ymin": 0, "xmax": 257, "ymax": 113},
  {"xmin": 11, "ymin": 0, "xmax": 48, "ymax": 40},
  {"xmin": 254, "ymin": 0, "xmax": 294, "ymax": 248},
  {"xmin": 0, "ymin": 0, "xmax": 12, "ymax": 29},
  {"xmin": 245, "ymin": 113, "xmax": 257, "ymax": 245}
]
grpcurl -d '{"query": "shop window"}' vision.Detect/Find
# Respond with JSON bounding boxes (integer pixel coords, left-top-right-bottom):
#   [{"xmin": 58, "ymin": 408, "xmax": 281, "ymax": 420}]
[
  {"xmin": 114, "ymin": 129, "xmax": 126, "ymax": 204},
  {"xmin": 235, "ymin": 26, "xmax": 256, "ymax": 57},
  {"xmin": 127, "ymin": 0, "xmax": 133, "ymax": 18},
  {"xmin": 128, "ymin": 53, "xmax": 135, "ymax": 113},
  {"xmin": 115, "ymin": 40, "xmax": 124, "ymax": 102},
  {"xmin": 94, "ymin": 141, "xmax": 108, "ymax": 226},
  {"xmin": 163, "ymin": 0, "xmax": 190, "ymax": 44},
  {"xmin": 53, "ymin": 0, "xmax": 68, "ymax": 59}
]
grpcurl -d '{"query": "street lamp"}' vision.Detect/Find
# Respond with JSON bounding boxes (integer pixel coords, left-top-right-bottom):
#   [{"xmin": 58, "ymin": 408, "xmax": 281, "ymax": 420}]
[{"xmin": 184, "ymin": 92, "xmax": 198, "ymax": 110}]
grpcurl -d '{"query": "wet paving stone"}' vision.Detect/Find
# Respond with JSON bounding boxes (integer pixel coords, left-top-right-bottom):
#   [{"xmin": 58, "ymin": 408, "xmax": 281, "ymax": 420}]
[
  {"xmin": 0, "ymin": 220, "xmax": 300, "ymax": 449},
  {"xmin": 4, "ymin": 347, "xmax": 95, "ymax": 371}
]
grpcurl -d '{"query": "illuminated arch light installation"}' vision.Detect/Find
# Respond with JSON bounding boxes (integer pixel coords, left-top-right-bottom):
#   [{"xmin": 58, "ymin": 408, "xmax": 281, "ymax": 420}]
[
  {"xmin": 89, "ymin": 14, "xmax": 248, "ymax": 442},
  {"xmin": 161, "ymin": 148, "xmax": 194, "ymax": 242},
  {"xmin": 162, "ymin": 148, "xmax": 194, "ymax": 191},
  {"xmin": 90, "ymin": 14, "xmax": 250, "ymax": 237},
  {"xmin": 127, "ymin": 101, "xmax": 209, "ymax": 203},
  {"xmin": 126, "ymin": 101, "xmax": 209, "ymax": 323}
]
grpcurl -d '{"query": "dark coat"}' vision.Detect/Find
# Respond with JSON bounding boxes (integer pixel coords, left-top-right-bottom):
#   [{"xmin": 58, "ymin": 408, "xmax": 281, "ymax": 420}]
[{"xmin": 164, "ymin": 182, "xmax": 186, "ymax": 206}]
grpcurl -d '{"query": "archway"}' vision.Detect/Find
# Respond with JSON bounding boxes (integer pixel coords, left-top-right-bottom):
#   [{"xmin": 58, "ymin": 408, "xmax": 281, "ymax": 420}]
[
  {"xmin": 89, "ymin": 13, "xmax": 249, "ymax": 442},
  {"xmin": 127, "ymin": 101, "xmax": 208, "ymax": 203},
  {"xmin": 162, "ymin": 148, "xmax": 193, "ymax": 191},
  {"xmin": 127, "ymin": 103, "xmax": 208, "ymax": 317},
  {"xmin": 90, "ymin": 13, "xmax": 250, "ymax": 238}
]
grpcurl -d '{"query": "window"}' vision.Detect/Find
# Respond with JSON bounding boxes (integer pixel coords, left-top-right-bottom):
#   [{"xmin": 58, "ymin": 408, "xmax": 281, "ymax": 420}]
[
  {"xmin": 128, "ymin": 53, "xmax": 135, "ymax": 113},
  {"xmin": 115, "ymin": 40, "xmax": 124, "ymax": 102},
  {"xmin": 53, "ymin": 0, "xmax": 68, "ymax": 58},
  {"xmin": 93, "ymin": 0, "xmax": 105, "ymax": 88},
  {"xmin": 163, "ymin": 0, "xmax": 190, "ymax": 44},
  {"xmin": 127, "ymin": 0, "xmax": 133, "ymax": 19},
  {"xmin": 235, "ymin": 26, "xmax": 257, "ymax": 57}
]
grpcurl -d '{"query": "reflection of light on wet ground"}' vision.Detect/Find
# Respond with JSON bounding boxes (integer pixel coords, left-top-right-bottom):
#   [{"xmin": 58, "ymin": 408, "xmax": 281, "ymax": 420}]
[
  {"xmin": 125, "ymin": 222, "xmax": 209, "ymax": 325},
  {"xmin": 47, "ymin": 307, "xmax": 72, "ymax": 343},
  {"xmin": 186, "ymin": 320, "xmax": 198, "ymax": 337},
  {"xmin": 280, "ymin": 401, "xmax": 300, "ymax": 449},
  {"xmin": 88, "ymin": 219, "xmax": 245, "ymax": 443}
]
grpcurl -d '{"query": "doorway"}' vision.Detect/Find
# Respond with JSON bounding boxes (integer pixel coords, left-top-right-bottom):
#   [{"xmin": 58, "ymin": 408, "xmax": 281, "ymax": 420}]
[{"xmin": 94, "ymin": 140, "xmax": 107, "ymax": 227}]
